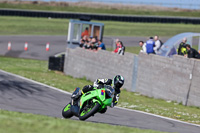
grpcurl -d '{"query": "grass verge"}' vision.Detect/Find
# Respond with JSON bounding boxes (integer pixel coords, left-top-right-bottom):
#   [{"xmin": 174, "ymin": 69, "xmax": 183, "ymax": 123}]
[
  {"xmin": 0, "ymin": 56, "xmax": 199, "ymax": 125},
  {"xmin": 1, "ymin": 2, "xmax": 200, "ymax": 18},
  {"xmin": 1, "ymin": 16, "xmax": 200, "ymax": 37},
  {"xmin": 0, "ymin": 110, "xmax": 167, "ymax": 133}
]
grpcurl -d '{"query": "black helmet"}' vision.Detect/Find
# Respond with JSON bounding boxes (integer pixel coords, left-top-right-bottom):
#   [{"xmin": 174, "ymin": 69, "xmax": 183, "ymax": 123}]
[{"xmin": 112, "ymin": 75, "xmax": 124, "ymax": 89}]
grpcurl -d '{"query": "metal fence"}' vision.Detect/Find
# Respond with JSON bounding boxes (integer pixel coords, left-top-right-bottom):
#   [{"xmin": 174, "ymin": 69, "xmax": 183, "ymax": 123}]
[{"xmin": 1, "ymin": 9, "xmax": 200, "ymax": 24}]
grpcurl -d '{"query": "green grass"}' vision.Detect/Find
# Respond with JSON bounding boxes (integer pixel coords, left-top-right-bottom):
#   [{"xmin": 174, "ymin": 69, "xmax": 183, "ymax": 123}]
[
  {"xmin": 119, "ymin": 91, "xmax": 200, "ymax": 124},
  {"xmin": 0, "ymin": 56, "xmax": 91, "ymax": 92},
  {"xmin": 0, "ymin": 56, "xmax": 200, "ymax": 125},
  {"xmin": 1, "ymin": 16, "xmax": 200, "ymax": 37},
  {"xmin": 1, "ymin": 2, "xmax": 200, "ymax": 18},
  {"xmin": 0, "ymin": 16, "xmax": 69, "ymax": 35},
  {"xmin": 0, "ymin": 110, "xmax": 167, "ymax": 133}
]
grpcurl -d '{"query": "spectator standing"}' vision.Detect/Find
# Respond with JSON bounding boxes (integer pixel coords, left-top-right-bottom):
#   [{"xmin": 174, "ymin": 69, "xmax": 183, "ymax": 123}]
[
  {"xmin": 146, "ymin": 37, "xmax": 155, "ymax": 54},
  {"xmin": 117, "ymin": 41, "xmax": 125, "ymax": 55},
  {"xmin": 98, "ymin": 40, "xmax": 106, "ymax": 50},
  {"xmin": 81, "ymin": 27, "xmax": 89, "ymax": 38},
  {"xmin": 154, "ymin": 35, "xmax": 162, "ymax": 54},
  {"xmin": 139, "ymin": 41, "xmax": 146, "ymax": 53},
  {"xmin": 113, "ymin": 39, "xmax": 122, "ymax": 53},
  {"xmin": 178, "ymin": 38, "xmax": 187, "ymax": 56},
  {"xmin": 185, "ymin": 44, "xmax": 200, "ymax": 59}
]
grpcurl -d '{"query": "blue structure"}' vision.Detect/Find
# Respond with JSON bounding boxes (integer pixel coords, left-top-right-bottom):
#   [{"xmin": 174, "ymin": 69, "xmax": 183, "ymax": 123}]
[{"xmin": 157, "ymin": 32, "xmax": 200, "ymax": 57}]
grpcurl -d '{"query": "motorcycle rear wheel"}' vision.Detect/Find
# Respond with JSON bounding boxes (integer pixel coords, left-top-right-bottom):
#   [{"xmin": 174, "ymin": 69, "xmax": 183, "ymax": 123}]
[
  {"xmin": 79, "ymin": 102, "xmax": 100, "ymax": 121},
  {"xmin": 62, "ymin": 103, "xmax": 73, "ymax": 118}
]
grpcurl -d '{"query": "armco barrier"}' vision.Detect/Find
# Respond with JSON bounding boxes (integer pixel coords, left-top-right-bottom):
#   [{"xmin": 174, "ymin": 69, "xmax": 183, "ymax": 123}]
[
  {"xmin": 64, "ymin": 48, "xmax": 200, "ymax": 107},
  {"xmin": 1, "ymin": 8, "xmax": 200, "ymax": 24}
]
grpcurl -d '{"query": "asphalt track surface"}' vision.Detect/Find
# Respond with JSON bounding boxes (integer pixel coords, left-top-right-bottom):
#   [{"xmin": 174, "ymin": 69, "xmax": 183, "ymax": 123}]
[
  {"xmin": 0, "ymin": 70, "xmax": 200, "ymax": 133},
  {"xmin": 0, "ymin": 35, "xmax": 68, "ymax": 60},
  {"xmin": 0, "ymin": 35, "xmax": 170, "ymax": 60}
]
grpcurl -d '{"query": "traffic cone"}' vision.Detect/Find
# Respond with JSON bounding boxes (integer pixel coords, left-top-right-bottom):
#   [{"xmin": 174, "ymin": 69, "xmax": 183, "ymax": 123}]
[
  {"xmin": 46, "ymin": 43, "xmax": 50, "ymax": 51},
  {"xmin": 8, "ymin": 42, "xmax": 11, "ymax": 50},
  {"xmin": 24, "ymin": 42, "xmax": 28, "ymax": 51}
]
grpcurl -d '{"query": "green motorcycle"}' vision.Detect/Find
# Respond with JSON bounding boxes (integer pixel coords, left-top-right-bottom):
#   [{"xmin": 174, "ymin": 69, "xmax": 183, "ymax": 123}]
[{"xmin": 62, "ymin": 85, "xmax": 115, "ymax": 120}]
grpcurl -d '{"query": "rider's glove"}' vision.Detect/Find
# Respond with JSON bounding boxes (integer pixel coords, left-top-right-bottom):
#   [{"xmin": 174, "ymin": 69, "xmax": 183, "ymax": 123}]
[{"xmin": 97, "ymin": 84, "xmax": 104, "ymax": 89}]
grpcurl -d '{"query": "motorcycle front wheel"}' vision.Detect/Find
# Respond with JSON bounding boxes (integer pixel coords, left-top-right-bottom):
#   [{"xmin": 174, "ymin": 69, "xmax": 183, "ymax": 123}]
[
  {"xmin": 62, "ymin": 103, "xmax": 73, "ymax": 118},
  {"xmin": 79, "ymin": 101, "xmax": 100, "ymax": 121}
]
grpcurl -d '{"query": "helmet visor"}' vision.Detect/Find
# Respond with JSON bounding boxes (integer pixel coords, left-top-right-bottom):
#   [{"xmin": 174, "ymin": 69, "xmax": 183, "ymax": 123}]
[{"xmin": 114, "ymin": 81, "xmax": 123, "ymax": 88}]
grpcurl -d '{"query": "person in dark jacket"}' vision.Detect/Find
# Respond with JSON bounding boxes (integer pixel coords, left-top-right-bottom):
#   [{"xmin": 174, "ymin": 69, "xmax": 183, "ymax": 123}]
[{"xmin": 185, "ymin": 44, "xmax": 200, "ymax": 59}]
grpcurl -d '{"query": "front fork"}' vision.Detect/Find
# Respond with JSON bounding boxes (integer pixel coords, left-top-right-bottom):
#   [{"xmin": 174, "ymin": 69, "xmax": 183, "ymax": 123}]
[
  {"xmin": 71, "ymin": 98, "xmax": 80, "ymax": 117},
  {"xmin": 71, "ymin": 99, "xmax": 74, "ymax": 105}
]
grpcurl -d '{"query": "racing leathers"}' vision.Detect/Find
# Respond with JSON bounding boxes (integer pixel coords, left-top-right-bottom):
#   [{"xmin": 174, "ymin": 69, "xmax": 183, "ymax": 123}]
[
  {"xmin": 178, "ymin": 42, "xmax": 187, "ymax": 56},
  {"xmin": 82, "ymin": 78, "xmax": 121, "ymax": 108}
]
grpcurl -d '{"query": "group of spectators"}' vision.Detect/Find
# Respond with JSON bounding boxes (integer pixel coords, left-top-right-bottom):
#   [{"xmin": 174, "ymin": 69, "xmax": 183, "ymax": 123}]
[
  {"xmin": 79, "ymin": 27, "xmax": 126, "ymax": 55},
  {"xmin": 79, "ymin": 27, "xmax": 200, "ymax": 59},
  {"xmin": 177, "ymin": 38, "xmax": 200, "ymax": 59},
  {"xmin": 80, "ymin": 27, "xmax": 200, "ymax": 59},
  {"xmin": 139, "ymin": 35, "xmax": 200, "ymax": 59},
  {"xmin": 79, "ymin": 28, "xmax": 106, "ymax": 51},
  {"xmin": 139, "ymin": 35, "xmax": 163, "ymax": 54}
]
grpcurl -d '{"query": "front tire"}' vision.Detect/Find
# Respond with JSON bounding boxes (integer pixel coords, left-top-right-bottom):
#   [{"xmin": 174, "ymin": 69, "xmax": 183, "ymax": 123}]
[
  {"xmin": 79, "ymin": 102, "xmax": 100, "ymax": 121},
  {"xmin": 99, "ymin": 107, "xmax": 107, "ymax": 114},
  {"xmin": 62, "ymin": 103, "xmax": 73, "ymax": 118}
]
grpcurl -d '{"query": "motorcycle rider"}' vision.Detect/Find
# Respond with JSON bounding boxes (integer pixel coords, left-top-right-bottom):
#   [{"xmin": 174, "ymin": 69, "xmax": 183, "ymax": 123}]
[{"xmin": 72, "ymin": 75, "xmax": 124, "ymax": 111}]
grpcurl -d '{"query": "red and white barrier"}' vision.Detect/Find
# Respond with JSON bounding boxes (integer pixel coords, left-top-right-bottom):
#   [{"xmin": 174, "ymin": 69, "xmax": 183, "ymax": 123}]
[
  {"xmin": 8, "ymin": 42, "xmax": 11, "ymax": 50},
  {"xmin": 46, "ymin": 43, "xmax": 50, "ymax": 51},
  {"xmin": 24, "ymin": 42, "xmax": 28, "ymax": 51}
]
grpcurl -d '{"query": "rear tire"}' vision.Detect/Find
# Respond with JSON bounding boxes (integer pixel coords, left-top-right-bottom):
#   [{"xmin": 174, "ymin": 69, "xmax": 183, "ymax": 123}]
[
  {"xmin": 62, "ymin": 103, "xmax": 73, "ymax": 118},
  {"xmin": 79, "ymin": 102, "xmax": 100, "ymax": 121}
]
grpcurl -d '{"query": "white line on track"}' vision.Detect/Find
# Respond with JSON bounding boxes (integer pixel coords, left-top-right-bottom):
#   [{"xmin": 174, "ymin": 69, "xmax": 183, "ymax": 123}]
[
  {"xmin": 0, "ymin": 69, "xmax": 200, "ymax": 128},
  {"xmin": 115, "ymin": 106, "xmax": 200, "ymax": 127}
]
